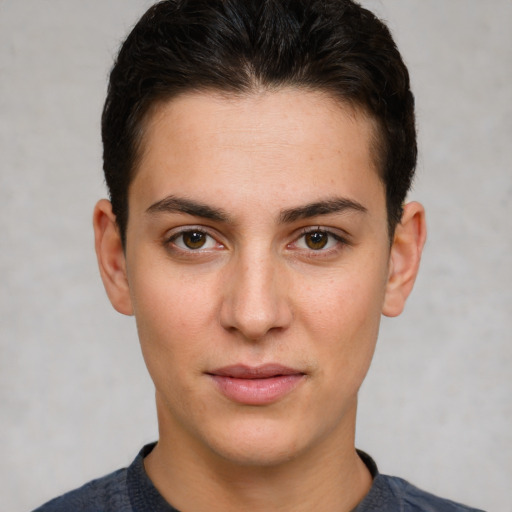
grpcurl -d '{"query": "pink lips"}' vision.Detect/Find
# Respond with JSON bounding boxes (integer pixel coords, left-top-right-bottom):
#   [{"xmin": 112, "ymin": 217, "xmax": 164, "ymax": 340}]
[{"xmin": 208, "ymin": 364, "xmax": 305, "ymax": 405}]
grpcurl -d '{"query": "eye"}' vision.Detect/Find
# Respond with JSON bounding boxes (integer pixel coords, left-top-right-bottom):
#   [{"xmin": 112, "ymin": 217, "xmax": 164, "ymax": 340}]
[
  {"xmin": 293, "ymin": 228, "xmax": 343, "ymax": 251},
  {"xmin": 303, "ymin": 231, "xmax": 329, "ymax": 250},
  {"xmin": 169, "ymin": 229, "xmax": 219, "ymax": 251}
]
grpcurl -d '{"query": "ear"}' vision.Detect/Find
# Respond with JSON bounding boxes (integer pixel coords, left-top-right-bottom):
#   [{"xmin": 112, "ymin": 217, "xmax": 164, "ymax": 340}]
[
  {"xmin": 382, "ymin": 201, "xmax": 427, "ymax": 317},
  {"xmin": 93, "ymin": 199, "xmax": 133, "ymax": 316}
]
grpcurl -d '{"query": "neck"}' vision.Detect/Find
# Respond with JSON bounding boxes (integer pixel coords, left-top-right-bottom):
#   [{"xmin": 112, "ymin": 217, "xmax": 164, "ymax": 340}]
[{"xmin": 145, "ymin": 398, "xmax": 372, "ymax": 512}]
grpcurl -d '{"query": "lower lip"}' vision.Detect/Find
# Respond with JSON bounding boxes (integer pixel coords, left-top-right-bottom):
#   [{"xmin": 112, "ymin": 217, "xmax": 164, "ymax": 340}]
[{"xmin": 210, "ymin": 374, "xmax": 304, "ymax": 405}]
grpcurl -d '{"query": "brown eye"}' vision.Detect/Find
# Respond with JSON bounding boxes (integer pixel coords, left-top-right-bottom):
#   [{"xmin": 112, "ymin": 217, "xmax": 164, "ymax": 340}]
[
  {"xmin": 167, "ymin": 229, "xmax": 221, "ymax": 253},
  {"xmin": 182, "ymin": 230, "xmax": 207, "ymax": 249},
  {"xmin": 304, "ymin": 231, "xmax": 329, "ymax": 250}
]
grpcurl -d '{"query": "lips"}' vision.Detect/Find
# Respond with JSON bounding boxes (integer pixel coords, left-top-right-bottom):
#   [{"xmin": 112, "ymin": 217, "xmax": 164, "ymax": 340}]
[{"xmin": 208, "ymin": 364, "xmax": 305, "ymax": 405}]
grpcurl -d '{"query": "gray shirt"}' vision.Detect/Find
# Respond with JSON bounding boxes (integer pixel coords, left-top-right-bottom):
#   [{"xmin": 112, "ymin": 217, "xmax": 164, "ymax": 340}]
[{"xmin": 34, "ymin": 444, "xmax": 484, "ymax": 512}]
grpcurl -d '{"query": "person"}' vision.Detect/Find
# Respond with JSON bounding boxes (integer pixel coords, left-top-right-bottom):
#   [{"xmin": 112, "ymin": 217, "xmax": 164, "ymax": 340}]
[{"xmin": 34, "ymin": 0, "xmax": 483, "ymax": 510}]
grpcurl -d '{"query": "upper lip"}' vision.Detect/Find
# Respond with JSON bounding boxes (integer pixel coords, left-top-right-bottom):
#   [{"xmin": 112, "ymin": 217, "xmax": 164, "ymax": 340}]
[{"xmin": 208, "ymin": 364, "xmax": 304, "ymax": 379}]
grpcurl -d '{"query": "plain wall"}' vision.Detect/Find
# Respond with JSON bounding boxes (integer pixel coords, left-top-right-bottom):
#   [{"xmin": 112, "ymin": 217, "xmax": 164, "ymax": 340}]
[{"xmin": 1, "ymin": 1, "xmax": 510, "ymax": 511}]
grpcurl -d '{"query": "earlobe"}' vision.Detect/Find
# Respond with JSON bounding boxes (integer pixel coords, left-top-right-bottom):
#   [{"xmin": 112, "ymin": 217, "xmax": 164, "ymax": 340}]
[
  {"xmin": 93, "ymin": 199, "xmax": 134, "ymax": 316},
  {"xmin": 382, "ymin": 201, "xmax": 427, "ymax": 318}
]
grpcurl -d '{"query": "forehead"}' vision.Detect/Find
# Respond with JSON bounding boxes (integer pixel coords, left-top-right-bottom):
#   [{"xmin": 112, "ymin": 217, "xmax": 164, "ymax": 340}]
[{"xmin": 130, "ymin": 88, "xmax": 385, "ymax": 217}]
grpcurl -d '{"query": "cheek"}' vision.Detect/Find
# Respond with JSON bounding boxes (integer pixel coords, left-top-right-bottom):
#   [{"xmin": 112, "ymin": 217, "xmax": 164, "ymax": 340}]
[
  {"xmin": 128, "ymin": 265, "xmax": 221, "ymax": 381},
  {"xmin": 300, "ymin": 266, "xmax": 387, "ymax": 377}
]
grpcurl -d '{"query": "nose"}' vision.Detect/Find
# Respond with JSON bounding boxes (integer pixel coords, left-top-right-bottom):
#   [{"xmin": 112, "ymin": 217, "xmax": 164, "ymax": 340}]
[{"xmin": 220, "ymin": 250, "xmax": 292, "ymax": 341}]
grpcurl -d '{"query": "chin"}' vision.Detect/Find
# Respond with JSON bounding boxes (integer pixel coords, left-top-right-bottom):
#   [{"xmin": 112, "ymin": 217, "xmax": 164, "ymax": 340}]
[
  {"xmin": 202, "ymin": 417, "xmax": 311, "ymax": 468},
  {"xmin": 213, "ymin": 440, "xmax": 301, "ymax": 468}
]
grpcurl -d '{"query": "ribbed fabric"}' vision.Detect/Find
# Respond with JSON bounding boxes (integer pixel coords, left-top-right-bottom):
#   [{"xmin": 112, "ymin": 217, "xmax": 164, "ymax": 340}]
[{"xmin": 126, "ymin": 443, "xmax": 178, "ymax": 511}]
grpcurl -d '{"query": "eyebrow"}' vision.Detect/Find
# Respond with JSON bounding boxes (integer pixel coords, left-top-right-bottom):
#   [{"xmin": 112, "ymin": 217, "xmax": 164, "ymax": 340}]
[
  {"xmin": 146, "ymin": 195, "xmax": 367, "ymax": 224},
  {"xmin": 146, "ymin": 195, "xmax": 229, "ymax": 222},
  {"xmin": 279, "ymin": 197, "xmax": 367, "ymax": 223}
]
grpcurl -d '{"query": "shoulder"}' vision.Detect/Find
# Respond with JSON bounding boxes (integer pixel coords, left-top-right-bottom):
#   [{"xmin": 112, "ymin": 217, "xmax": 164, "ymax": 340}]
[
  {"xmin": 32, "ymin": 467, "xmax": 131, "ymax": 512},
  {"xmin": 379, "ymin": 474, "xmax": 486, "ymax": 512},
  {"xmin": 355, "ymin": 451, "xmax": 485, "ymax": 512}
]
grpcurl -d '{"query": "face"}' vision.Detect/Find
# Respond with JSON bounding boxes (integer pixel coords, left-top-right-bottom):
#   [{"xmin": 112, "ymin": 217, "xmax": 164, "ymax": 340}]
[{"xmin": 97, "ymin": 89, "xmax": 421, "ymax": 468}]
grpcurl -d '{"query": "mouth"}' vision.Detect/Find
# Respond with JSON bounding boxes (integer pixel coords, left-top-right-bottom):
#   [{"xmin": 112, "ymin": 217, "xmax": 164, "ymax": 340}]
[{"xmin": 207, "ymin": 364, "xmax": 306, "ymax": 405}]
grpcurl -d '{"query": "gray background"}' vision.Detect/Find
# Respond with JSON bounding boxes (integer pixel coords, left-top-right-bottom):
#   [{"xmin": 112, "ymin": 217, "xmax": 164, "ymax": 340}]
[{"xmin": 1, "ymin": 1, "xmax": 510, "ymax": 511}]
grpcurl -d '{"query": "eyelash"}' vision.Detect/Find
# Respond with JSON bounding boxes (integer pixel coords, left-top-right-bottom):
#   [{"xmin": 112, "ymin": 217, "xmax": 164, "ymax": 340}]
[
  {"xmin": 163, "ymin": 226, "xmax": 349, "ymax": 257},
  {"xmin": 291, "ymin": 227, "xmax": 349, "ymax": 256},
  {"xmin": 165, "ymin": 227, "xmax": 222, "ymax": 254}
]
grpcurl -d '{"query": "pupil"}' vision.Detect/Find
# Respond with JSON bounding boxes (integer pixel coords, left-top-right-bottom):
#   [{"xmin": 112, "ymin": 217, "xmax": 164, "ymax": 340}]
[
  {"xmin": 184, "ymin": 231, "xmax": 205, "ymax": 249},
  {"xmin": 307, "ymin": 232, "xmax": 328, "ymax": 249}
]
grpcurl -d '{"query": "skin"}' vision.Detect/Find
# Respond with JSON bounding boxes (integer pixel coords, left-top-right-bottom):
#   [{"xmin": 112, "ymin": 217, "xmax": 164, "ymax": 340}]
[{"xmin": 94, "ymin": 89, "xmax": 426, "ymax": 511}]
